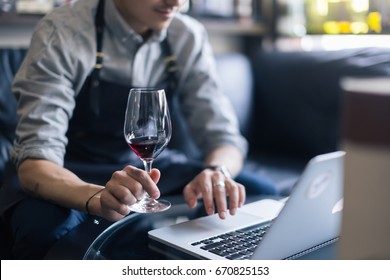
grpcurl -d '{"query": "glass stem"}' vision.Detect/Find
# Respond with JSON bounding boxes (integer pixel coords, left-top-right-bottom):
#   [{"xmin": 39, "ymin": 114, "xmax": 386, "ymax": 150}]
[
  {"xmin": 143, "ymin": 159, "xmax": 153, "ymax": 173},
  {"xmin": 142, "ymin": 160, "xmax": 154, "ymax": 200}
]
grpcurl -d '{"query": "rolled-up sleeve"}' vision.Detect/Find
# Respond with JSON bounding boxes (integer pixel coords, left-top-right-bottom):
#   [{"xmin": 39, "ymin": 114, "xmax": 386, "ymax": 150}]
[
  {"xmin": 11, "ymin": 17, "xmax": 94, "ymax": 167},
  {"xmin": 173, "ymin": 17, "xmax": 248, "ymax": 158}
]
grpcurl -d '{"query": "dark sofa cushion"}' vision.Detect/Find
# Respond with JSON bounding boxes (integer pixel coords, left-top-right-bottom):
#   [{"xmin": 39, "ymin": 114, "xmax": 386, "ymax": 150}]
[
  {"xmin": 252, "ymin": 47, "xmax": 390, "ymax": 160},
  {"xmin": 0, "ymin": 48, "xmax": 27, "ymax": 185}
]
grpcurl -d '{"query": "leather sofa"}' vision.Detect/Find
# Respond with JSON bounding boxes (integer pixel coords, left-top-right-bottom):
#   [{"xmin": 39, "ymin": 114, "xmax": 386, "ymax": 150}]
[
  {"xmin": 1, "ymin": 47, "xmax": 390, "ymax": 259},
  {"xmin": 248, "ymin": 47, "xmax": 390, "ymax": 193}
]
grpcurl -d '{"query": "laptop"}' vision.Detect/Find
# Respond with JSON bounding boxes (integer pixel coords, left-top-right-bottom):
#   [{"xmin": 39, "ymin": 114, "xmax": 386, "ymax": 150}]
[{"xmin": 149, "ymin": 151, "xmax": 345, "ymax": 260}]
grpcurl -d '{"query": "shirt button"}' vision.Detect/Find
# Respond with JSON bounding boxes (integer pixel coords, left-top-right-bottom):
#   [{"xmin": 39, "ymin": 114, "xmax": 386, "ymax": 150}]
[{"xmin": 122, "ymin": 37, "xmax": 127, "ymax": 43}]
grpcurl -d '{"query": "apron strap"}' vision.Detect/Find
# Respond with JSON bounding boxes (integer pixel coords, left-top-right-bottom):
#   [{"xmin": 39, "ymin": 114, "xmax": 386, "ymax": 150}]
[
  {"xmin": 89, "ymin": 0, "xmax": 105, "ymax": 116},
  {"xmin": 160, "ymin": 37, "xmax": 178, "ymax": 97}
]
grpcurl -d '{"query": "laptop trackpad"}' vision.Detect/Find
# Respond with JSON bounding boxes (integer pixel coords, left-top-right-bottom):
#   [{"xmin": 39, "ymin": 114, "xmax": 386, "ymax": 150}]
[{"xmin": 239, "ymin": 198, "xmax": 285, "ymax": 218}]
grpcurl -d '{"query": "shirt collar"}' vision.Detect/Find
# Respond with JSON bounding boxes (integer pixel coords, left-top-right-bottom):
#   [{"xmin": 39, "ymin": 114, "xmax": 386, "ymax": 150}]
[{"xmin": 105, "ymin": 0, "xmax": 167, "ymax": 44}]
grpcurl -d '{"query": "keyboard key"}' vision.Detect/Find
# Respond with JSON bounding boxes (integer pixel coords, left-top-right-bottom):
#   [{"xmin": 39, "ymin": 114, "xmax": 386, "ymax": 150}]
[
  {"xmin": 191, "ymin": 221, "xmax": 272, "ymax": 259},
  {"xmin": 200, "ymin": 242, "xmax": 223, "ymax": 250}
]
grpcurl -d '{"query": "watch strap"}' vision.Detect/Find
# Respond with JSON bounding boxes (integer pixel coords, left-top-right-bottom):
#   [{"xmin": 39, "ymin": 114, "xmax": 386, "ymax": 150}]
[{"xmin": 205, "ymin": 165, "xmax": 232, "ymax": 179}]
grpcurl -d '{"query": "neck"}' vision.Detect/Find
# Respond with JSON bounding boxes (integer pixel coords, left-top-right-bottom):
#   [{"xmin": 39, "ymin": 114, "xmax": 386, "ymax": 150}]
[
  {"xmin": 141, "ymin": 29, "xmax": 153, "ymax": 41},
  {"xmin": 113, "ymin": 0, "xmax": 150, "ymax": 36}
]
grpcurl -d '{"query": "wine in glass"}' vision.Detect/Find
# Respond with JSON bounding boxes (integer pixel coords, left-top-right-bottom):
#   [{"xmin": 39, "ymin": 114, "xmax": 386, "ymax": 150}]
[{"xmin": 124, "ymin": 88, "xmax": 172, "ymax": 213}]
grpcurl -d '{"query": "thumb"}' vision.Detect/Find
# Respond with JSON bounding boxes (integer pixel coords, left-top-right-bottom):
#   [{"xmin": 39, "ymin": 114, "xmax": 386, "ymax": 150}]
[{"xmin": 149, "ymin": 168, "xmax": 161, "ymax": 184}]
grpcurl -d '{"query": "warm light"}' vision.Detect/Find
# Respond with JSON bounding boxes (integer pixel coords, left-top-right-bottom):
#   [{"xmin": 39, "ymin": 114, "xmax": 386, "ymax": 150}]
[
  {"xmin": 339, "ymin": 21, "xmax": 352, "ymax": 33},
  {"xmin": 350, "ymin": 21, "xmax": 369, "ymax": 34},
  {"xmin": 323, "ymin": 21, "xmax": 340, "ymax": 34},
  {"xmin": 289, "ymin": 0, "xmax": 389, "ymax": 36},
  {"xmin": 316, "ymin": 0, "xmax": 329, "ymax": 16},
  {"xmin": 351, "ymin": 0, "xmax": 369, "ymax": 13},
  {"xmin": 367, "ymin": 12, "xmax": 382, "ymax": 33}
]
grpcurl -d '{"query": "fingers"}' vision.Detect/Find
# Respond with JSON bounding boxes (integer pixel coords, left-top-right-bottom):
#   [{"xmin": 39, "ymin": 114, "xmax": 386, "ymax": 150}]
[
  {"xmin": 100, "ymin": 189, "xmax": 132, "ymax": 220},
  {"xmin": 183, "ymin": 173, "xmax": 213, "ymax": 213},
  {"xmin": 101, "ymin": 166, "xmax": 161, "ymax": 220},
  {"xmin": 122, "ymin": 166, "xmax": 160, "ymax": 199},
  {"xmin": 183, "ymin": 169, "xmax": 246, "ymax": 220},
  {"xmin": 212, "ymin": 178, "xmax": 228, "ymax": 219},
  {"xmin": 210, "ymin": 169, "xmax": 248, "ymax": 219},
  {"xmin": 183, "ymin": 183, "xmax": 201, "ymax": 209},
  {"xmin": 226, "ymin": 180, "xmax": 246, "ymax": 214},
  {"xmin": 225, "ymin": 179, "xmax": 238, "ymax": 215}
]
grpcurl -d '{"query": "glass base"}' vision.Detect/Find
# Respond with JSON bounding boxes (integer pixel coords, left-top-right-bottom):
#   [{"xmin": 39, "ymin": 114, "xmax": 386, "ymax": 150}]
[{"xmin": 128, "ymin": 197, "xmax": 171, "ymax": 213}]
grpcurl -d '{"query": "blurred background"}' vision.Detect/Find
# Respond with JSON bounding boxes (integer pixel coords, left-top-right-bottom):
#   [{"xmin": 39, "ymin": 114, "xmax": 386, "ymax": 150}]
[
  {"xmin": 1, "ymin": 1, "xmax": 390, "ymax": 259},
  {"xmin": 1, "ymin": 0, "xmax": 390, "ymax": 53}
]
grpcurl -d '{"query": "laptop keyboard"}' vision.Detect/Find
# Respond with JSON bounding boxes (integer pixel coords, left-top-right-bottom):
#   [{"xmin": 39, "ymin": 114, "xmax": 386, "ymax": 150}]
[{"xmin": 190, "ymin": 222, "xmax": 272, "ymax": 260}]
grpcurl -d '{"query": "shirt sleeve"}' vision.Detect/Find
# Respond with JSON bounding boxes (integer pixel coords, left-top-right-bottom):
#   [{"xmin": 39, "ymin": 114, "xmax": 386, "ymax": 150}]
[
  {"xmin": 11, "ymin": 16, "xmax": 95, "ymax": 167},
  {"xmin": 172, "ymin": 17, "xmax": 249, "ymax": 158}
]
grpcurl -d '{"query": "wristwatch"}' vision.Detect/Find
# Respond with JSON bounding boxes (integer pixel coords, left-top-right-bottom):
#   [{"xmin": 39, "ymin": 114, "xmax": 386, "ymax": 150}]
[{"xmin": 205, "ymin": 165, "xmax": 232, "ymax": 179}]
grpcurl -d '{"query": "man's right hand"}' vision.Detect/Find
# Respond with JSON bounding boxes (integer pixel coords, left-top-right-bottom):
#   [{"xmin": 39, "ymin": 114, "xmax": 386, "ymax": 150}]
[{"xmin": 99, "ymin": 166, "xmax": 161, "ymax": 221}]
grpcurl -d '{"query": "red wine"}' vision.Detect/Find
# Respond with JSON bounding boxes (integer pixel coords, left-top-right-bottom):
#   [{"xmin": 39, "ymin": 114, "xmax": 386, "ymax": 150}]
[{"xmin": 127, "ymin": 136, "xmax": 167, "ymax": 160}]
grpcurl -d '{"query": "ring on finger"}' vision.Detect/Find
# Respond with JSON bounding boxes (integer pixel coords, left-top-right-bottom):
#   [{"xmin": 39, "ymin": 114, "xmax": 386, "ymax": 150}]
[{"xmin": 212, "ymin": 180, "xmax": 226, "ymax": 189}]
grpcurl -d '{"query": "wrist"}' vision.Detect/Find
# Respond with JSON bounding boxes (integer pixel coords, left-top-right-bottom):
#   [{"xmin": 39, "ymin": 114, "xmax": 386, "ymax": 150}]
[
  {"xmin": 85, "ymin": 188, "xmax": 104, "ymax": 216},
  {"xmin": 204, "ymin": 165, "xmax": 232, "ymax": 179}
]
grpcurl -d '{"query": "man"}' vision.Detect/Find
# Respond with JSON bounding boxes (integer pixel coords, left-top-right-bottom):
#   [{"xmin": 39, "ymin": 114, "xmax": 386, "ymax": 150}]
[{"xmin": 0, "ymin": 0, "xmax": 275, "ymax": 259}]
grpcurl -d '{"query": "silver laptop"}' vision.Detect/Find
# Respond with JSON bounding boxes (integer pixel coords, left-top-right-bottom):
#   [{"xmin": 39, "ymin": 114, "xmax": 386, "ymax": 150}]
[{"xmin": 149, "ymin": 151, "xmax": 345, "ymax": 260}]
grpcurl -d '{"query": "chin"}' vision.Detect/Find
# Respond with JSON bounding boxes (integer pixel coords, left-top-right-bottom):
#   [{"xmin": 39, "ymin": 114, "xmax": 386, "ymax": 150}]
[{"xmin": 153, "ymin": 20, "xmax": 173, "ymax": 30}]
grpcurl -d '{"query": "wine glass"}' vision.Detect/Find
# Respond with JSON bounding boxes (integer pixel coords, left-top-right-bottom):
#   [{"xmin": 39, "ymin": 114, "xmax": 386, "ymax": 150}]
[{"xmin": 124, "ymin": 88, "xmax": 172, "ymax": 213}]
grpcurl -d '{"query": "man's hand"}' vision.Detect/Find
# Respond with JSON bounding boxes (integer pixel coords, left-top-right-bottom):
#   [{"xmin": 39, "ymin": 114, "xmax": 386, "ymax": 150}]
[
  {"xmin": 183, "ymin": 168, "xmax": 246, "ymax": 219},
  {"xmin": 99, "ymin": 166, "xmax": 161, "ymax": 221}
]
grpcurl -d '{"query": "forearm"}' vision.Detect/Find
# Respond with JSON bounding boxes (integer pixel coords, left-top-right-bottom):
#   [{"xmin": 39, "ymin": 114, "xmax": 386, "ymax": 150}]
[
  {"xmin": 17, "ymin": 159, "xmax": 103, "ymax": 213},
  {"xmin": 204, "ymin": 144, "xmax": 244, "ymax": 178}
]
